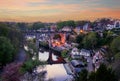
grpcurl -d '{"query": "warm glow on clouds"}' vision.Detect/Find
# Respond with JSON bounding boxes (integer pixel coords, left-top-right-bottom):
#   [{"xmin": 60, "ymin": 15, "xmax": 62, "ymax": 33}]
[{"xmin": 0, "ymin": 0, "xmax": 120, "ymax": 22}]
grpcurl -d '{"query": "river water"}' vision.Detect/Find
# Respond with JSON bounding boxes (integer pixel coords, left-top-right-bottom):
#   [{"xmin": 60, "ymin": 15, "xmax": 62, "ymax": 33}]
[{"xmin": 37, "ymin": 48, "xmax": 72, "ymax": 81}]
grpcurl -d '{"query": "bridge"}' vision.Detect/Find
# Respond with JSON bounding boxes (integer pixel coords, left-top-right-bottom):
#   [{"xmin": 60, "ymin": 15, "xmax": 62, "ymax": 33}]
[
  {"xmin": 24, "ymin": 30, "xmax": 69, "ymax": 64},
  {"xmin": 24, "ymin": 30, "xmax": 71, "ymax": 48},
  {"xmin": 23, "ymin": 30, "xmax": 71, "ymax": 36},
  {"xmin": 47, "ymin": 50, "xmax": 66, "ymax": 64}
]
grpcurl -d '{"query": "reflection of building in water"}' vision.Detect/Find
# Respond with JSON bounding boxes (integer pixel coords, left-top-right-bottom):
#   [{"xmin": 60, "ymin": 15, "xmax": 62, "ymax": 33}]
[{"xmin": 52, "ymin": 33, "xmax": 66, "ymax": 47}]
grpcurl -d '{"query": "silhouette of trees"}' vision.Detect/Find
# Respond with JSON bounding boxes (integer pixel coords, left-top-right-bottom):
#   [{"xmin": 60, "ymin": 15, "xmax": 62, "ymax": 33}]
[
  {"xmin": 57, "ymin": 20, "xmax": 75, "ymax": 29},
  {"xmin": 110, "ymin": 36, "xmax": 120, "ymax": 53},
  {"xmin": 82, "ymin": 32, "xmax": 98, "ymax": 49},
  {"xmin": 0, "ymin": 36, "xmax": 14, "ymax": 66},
  {"xmin": 75, "ymin": 64, "xmax": 117, "ymax": 81}
]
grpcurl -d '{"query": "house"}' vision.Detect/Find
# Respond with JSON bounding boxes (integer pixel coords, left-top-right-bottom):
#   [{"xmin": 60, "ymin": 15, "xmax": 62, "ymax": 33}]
[
  {"xmin": 83, "ymin": 23, "xmax": 89, "ymax": 31},
  {"xmin": 106, "ymin": 19, "xmax": 120, "ymax": 30},
  {"xmin": 51, "ymin": 33, "xmax": 66, "ymax": 47},
  {"xmin": 71, "ymin": 48, "xmax": 79, "ymax": 59},
  {"xmin": 79, "ymin": 49, "xmax": 91, "ymax": 57},
  {"xmin": 92, "ymin": 51, "xmax": 104, "ymax": 71},
  {"xmin": 114, "ymin": 19, "xmax": 120, "ymax": 28},
  {"xmin": 74, "ymin": 26, "xmax": 83, "ymax": 34},
  {"xmin": 62, "ymin": 26, "xmax": 72, "ymax": 32},
  {"xmin": 106, "ymin": 21, "xmax": 114, "ymax": 30},
  {"xmin": 83, "ymin": 23, "xmax": 93, "ymax": 31},
  {"xmin": 50, "ymin": 24, "xmax": 57, "ymax": 31},
  {"xmin": 69, "ymin": 60, "xmax": 85, "ymax": 74}
]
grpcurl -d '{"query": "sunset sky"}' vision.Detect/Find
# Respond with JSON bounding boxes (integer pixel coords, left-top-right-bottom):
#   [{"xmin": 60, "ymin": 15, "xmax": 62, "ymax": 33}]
[{"xmin": 0, "ymin": 0, "xmax": 120, "ymax": 22}]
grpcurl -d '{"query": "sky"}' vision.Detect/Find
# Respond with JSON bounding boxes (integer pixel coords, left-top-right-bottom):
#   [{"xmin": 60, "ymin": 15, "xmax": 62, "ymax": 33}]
[{"xmin": 0, "ymin": 0, "xmax": 120, "ymax": 22}]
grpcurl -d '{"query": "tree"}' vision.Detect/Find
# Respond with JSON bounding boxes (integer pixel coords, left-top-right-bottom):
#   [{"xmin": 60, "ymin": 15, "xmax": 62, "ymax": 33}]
[
  {"xmin": 57, "ymin": 20, "xmax": 76, "ymax": 29},
  {"xmin": 66, "ymin": 20, "xmax": 76, "ymax": 27},
  {"xmin": 17, "ymin": 22, "xmax": 27, "ymax": 31},
  {"xmin": 88, "ymin": 64, "xmax": 117, "ymax": 81},
  {"xmin": 20, "ymin": 59, "xmax": 46, "ymax": 73},
  {"xmin": 53, "ymin": 34, "xmax": 61, "ymax": 39},
  {"xmin": 75, "ymin": 21, "xmax": 90, "ymax": 27},
  {"xmin": 114, "ymin": 52, "xmax": 120, "ymax": 60},
  {"xmin": 76, "ymin": 35, "xmax": 84, "ymax": 43},
  {"xmin": 61, "ymin": 50, "xmax": 68, "ymax": 58},
  {"xmin": 112, "ymin": 59, "xmax": 120, "ymax": 81},
  {"xmin": 0, "ymin": 23, "xmax": 9, "ymax": 37},
  {"xmin": 74, "ymin": 64, "xmax": 117, "ymax": 81},
  {"xmin": 104, "ymin": 31, "xmax": 114, "ymax": 45},
  {"xmin": 75, "ymin": 69, "xmax": 88, "ymax": 81},
  {"xmin": 88, "ymin": 72, "xmax": 96, "ymax": 81},
  {"xmin": 110, "ymin": 36, "xmax": 120, "ymax": 53},
  {"xmin": 95, "ymin": 64, "xmax": 117, "ymax": 81},
  {"xmin": 0, "ymin": 23, "xmax": 23, "ymax": 53},
  {"xmin": 32, "ymin": 22, "xmax": 45, "ymax": 30},
  {"xmin": 8, "ymin": 29, "xmax": 23, "ymax": 52},
  {"xmin": 82, "ymin": 32, "xmax": 98, "ymax": 49},
  {"xmin": 76, "ymin": 34, "xmax": 84, "ymax": 49},
  {"xmin": 0, "ymin": 36, "xmax": 15, "ymax": 66}
]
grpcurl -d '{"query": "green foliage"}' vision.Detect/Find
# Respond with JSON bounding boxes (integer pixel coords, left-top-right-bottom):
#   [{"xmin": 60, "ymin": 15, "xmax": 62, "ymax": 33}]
[
  {"xmin": 97, "ymin": 37, "xmax": 106, "ymax": 47},
  {"xmin": 76, "ymin": 35, "xmax": 84, "ymax": 43},
  {"xmin": 28, "ymin": 41, "xmax": 37, "ymax": 53},
  {"xmin": 57, "ymin": 20, "xmax": 75, "ymax": 29},
  {"xmin": 112, "ymin": 60, "xmax": 120, "ymax": 81},
  {"xmin": 110, "ymin": 36, "xmax": 120, "ymax": 53},
  {"xmin": 39, "ymin": 41, "xmax": 49, "ymax": 48},
  {"xmin": 61, "ymin": 50, "xmax": 68, "ymax": 58},
  {"xmin": 0, "ymin": 23, "xmax": 9, "ymax": 37},
  {"xmin": 75, "ymin": 21, "xmax": 90, "ymax": 27},
  {"xmin": 20, "ymin": 59, "xmax": 45, "ymax": 73},
  {"xmin": 88, "ymin": 64, "xmax": 117, "ymax": 81},
  {"xmin": 114, "ymin": 52, "xmax": 120, "ymax": 60},
  {"xmin": 82, "ymin": 32, "xmax": 98, "ymax": 49},
  {"xmin": 17, "ymin": 22, "xmax": 27, "ymax": 31},
  {"xmin": 32, "ymin": 22, "xmax": 45, "ymax": 30},
  {"xmin": 104, "ymin": 31, "xmax": 114, "ymax": 45},
  {"xmin": 88, "ymin": 72, "xmax": 96, "ymax": 81},
  {"xmin": 107, "ymin": 31, "xmax": 114, "ymax": 37},
  {"xmin": 8, "ymin": 29, "xmax": 23, "ymax": 52},
  {"xmin": 75, "ymin": 64, "xmax": 117, "ymax": 81},
  {"xmin": 76, "ymin": 34, "xmax": 84, "ymax": 49},
  {"xmin": 0, "ymin": 23, "xmax": 23, "ymax": 52},
  {"xmin": 75, "ymin": 69, "xmax": 88, "ymax": 81},
  {"xmin": 95, "ymin": 64, "xmax": 117, "ymax": 81},
  {"xmin": 0, "ymin": 36, "xmax": 14, "ymax": 66},
  {"xmin": 53, "ymin": 34, "xmax": 61, "ymax": 39}
]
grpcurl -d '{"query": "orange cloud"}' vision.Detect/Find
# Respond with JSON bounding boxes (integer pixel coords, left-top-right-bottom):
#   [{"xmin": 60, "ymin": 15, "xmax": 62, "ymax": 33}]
[
  {"xmin": 0, "ymin": 0, "xmax": 120, "ymax": 22},
  {"xmin": 0, "ymin": 8, "xmax": 119, "ymax": 22}
]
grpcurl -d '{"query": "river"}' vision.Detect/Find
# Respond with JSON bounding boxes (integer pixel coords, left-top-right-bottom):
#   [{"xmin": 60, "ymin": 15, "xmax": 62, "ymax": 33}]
[{"xmin": 37, "ymin": 48, "xmax": 72, "ymax": 81}]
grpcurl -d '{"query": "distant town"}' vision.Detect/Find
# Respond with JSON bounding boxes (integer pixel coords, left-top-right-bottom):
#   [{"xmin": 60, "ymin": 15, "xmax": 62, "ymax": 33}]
[{"xmin": 0, "ymin": 18, "xmax": 120, "ymax": 81}]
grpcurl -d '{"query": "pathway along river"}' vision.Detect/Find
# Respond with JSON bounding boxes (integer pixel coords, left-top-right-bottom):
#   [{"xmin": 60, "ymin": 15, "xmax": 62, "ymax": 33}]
[{"xmin": 36, "ymin": 47, "xmax": 72, "ymax": 81}]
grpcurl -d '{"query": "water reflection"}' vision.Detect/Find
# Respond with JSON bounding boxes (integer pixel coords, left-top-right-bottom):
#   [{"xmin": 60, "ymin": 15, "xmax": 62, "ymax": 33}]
[
  {"xmin": 52, "ymin": 53, "xmax": 58, "ymax": 61},
  {"xmin": 38, "ymin": 48, "xmax": 72, "ymax": 81},
  {"xmin": 38, "ymin": 49, "xmax": 66, "ymax": 64},
  {"xmin": 37, "ymin": 64, "xmax": 72, "ymax": 81},
  {"xmin": 39, "ymin": 51, "xmax": 49, "ymax": 61},
  {"xmin": 38, "ymin": 51, "xmax": 58, "ymax": 62}
]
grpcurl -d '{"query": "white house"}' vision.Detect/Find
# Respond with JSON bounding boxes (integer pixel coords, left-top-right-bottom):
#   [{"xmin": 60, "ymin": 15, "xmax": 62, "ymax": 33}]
[
  {"xmin": 79, "ymin": 49, "xmax": 91, "ymax": 57},
  {"xmin": 106, "ymin": 19, "xmax": 120, "ymax": 30},
  {"xmin": 71, "ymin": 48, "xmax": 79, "ymax": 56},
  {"xmin": 71, "ymin": 48, "xmax": 80, "ymax": 59},
  {"xmin": 62, "ymin": 26, "xmax": 72, "ymax": 32}
]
